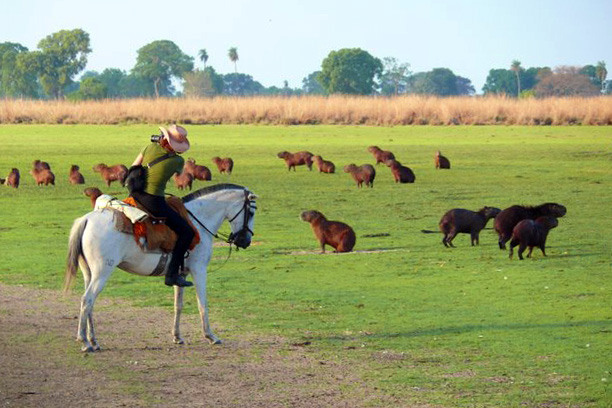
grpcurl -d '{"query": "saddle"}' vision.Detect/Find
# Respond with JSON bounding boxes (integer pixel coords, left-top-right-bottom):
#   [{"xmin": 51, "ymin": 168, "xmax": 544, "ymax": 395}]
[{"xmin": 113, "ymin": 196, "xmax": 201, "ymax": 252}]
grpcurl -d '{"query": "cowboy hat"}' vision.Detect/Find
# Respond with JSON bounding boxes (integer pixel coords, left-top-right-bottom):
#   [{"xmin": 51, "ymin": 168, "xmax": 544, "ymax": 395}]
[{"xmin": 159, "ymin": 125, "xmax": 190, "ymax": 153}]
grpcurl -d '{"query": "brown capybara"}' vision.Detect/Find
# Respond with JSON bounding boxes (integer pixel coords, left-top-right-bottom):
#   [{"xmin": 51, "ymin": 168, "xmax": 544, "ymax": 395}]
[
  {"xmin": 212, "ymin": 157, "xmax": 234, "ymax": 175},
  {"xmin": 33, "ymin": 159, "xmax": 51, "ymax": 171},
  {"xmin": 367, "ymin": 146, "xmax": 395, "ymax": 165},
  {"xmin": 5, "ymin": 168, "xmax": 20, "ymax": 188},
  {"xmin": 509, "ymin": 216, "xmax": 559, "ymax": 260},
  {"xmin": 184, "ymin": 158, "xmax": 212, "ymax": 181},
  {"xmin": 300, "ymin": 210, "xmax": 356, "ymax": 253},
  {"xmin": 83, "ymin": 187, "xmax": 104, "ymax": 208},
  {"xmin": 173, "ymin": 170, "xmax": 194, "ymax": 190},
  {"xmin": 93, "ymin": 163, "xmax": 128, "ymax": 187},
  {"xmin": 385, "ymin": 159, "xmax": 415, "ymax": 183},
  {"xmin": 30, "ymin": 168, "xmax": 55, "ymax": 186},
  {"xmin": 494, "ymin": 203, "xmax": 566, "ymax": 249},
  {"xmin": 343, "ymin": 164, "xmax": 375, "ymax": 188},
  {"xmin": 439, "ymin": 207, "xmax": 501, "ymax": 247},
  {"xmin": 69, "ymin": 165, "xmax": 85, "ymax": 185},
  {"xmin": 435, "ymin": 151, "xmax": 451, "ymax": 169},
  {"xmin": 277, "ymin": 151, "xmax": 314, "ymax": 171},
  {"xmin": 312, "ymin": 155, "xmax": 335, "ymax": 173}
]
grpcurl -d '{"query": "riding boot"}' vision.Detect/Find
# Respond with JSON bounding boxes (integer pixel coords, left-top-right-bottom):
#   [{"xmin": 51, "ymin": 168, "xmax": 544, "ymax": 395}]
[{"xmin": 165, "ymin": 263, "xmax": 193, "ymax": 287}]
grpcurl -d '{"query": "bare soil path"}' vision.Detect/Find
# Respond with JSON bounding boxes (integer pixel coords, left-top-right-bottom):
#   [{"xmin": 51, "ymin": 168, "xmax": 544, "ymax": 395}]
[{"xmin": 0, "ymin": 284, "xmax": 397, "ymax": 407}]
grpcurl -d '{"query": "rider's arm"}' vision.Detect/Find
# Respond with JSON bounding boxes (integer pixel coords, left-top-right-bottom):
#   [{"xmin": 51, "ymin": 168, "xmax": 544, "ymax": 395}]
[{"xmin": 132, "ymin": 153, "xmax": 143, "ymax": 167}]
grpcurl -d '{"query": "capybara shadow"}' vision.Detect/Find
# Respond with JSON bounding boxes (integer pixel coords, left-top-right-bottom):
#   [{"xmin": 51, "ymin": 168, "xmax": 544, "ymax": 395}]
[
  {"xmin": 312, "ymin": 155, "xmax": 335, "ymax": 173},
  {"xmin": 83, "ymin": 187, "xmax": 104, "ymax": 208},
  {"xmin": 212, "ymin": 157, "xmax": 234, "ymax": 175},
  {"xmin": 69, "ymin": 165, "xmax": 85, "ymax": 185},
  {"xmin": 435, "ymin": 151, "xmax": 451, "ymax": 169},
  {"xmin": 30, "ymin": 168, "xmax": 55, "ymax": 186},
  {"xmin": 300, "ymin": 210, "xmax": 356, "ymax": 253},
  {"xmin": 385, "ymin": 159, "xmax": 415, "ymax": 183},
  {"xmin": 368, "ymin": 146, "xmax": 395, "ymax": 165},
  {"xmin": 494, "ymin": 203, "xmax": 566, "ymax": 249},
  {"xmin": 344, "ymin": 164, "xmax": 375, "ymax": 188},
  {"xmin": 93, "ymin": 163, "xmax": 128, "ymax": 187},
  {"xmin": 277, "ymin": 151, "xmax": 314, "ymax": 171},
  {"xmin": 4, "ymin": 168, "xmax": 20, "ymax": 188},
  {"xmin": 439, "ymin": 207, "xmax": 501, "ymax": 247},
  {"xmin": 184, "ymin": 158, "xmax": 212, "ymax": 181},
  {"xmin": 173, "ymin": 170, "xmax": 194, "ymax": 190},
  {"xmin": 509, "ymin": 216, "xmax": 559, "ymax": 260}
]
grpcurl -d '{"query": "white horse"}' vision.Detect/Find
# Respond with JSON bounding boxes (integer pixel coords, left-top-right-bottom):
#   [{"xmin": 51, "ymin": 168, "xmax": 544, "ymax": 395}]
[{"xmin": 64, "ymin": 183, "xmax": 257, "ymax": 352}]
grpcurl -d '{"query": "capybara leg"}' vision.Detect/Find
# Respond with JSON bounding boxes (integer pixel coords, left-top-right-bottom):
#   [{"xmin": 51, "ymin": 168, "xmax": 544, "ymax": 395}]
[
  {"xmin": 518, "ymin": 244, "xmax": 527, "ymax": 260},
  {"xmin": 470, "ymin": 232, "xmax": 479, "ymax": 246},
  {"xmin": 319, "ymin": 242, "xmax": 326, "ymax": 254},
  {"xmin": 442, "ymin": 235, "xmax": 449, "ymax": 247},
  {"xmin": 540, "ymin": 245, "xmax": 547, "ymax": 257},
  {"xmin": 498, "ymin": 236, "xmax": 508, "ymax": 250},
  {"xmin": 446, "ymin": 231, "xmax": 457, "ymax": 248},
  {"xmin": 527, "ymin": 247, "xmax": 534, "ymax": 258}
]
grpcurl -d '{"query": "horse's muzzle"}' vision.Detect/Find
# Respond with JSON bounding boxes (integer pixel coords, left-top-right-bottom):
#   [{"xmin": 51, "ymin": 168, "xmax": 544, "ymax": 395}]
[{"xmin": 229, "ymin": 231, "xmax": 251, "ymax": 249}]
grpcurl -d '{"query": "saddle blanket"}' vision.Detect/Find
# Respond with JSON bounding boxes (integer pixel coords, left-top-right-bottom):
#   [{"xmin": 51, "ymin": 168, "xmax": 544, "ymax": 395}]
[{"xmin": 94, "ymin": 194, "xmax": 148, "ymax": 223}]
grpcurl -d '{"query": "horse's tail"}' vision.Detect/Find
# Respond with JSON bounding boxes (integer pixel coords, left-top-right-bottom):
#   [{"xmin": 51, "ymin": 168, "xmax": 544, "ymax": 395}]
[{"xmin": 64, "ymin": 216, "xmax": 89, "ymax": 293}]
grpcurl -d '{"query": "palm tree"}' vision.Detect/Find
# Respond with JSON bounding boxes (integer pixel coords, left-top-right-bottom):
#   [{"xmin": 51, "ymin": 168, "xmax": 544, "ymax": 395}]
[
  {"xmin": 510, "ymin": 60, "xmax": 522, "ymax": 97},
  {"xmin": 228, "ymin": 47, "xmax": 239, "ymax": 73},
  {"xmin": 198, "ymin": 49, "xmax": 209, "ymax": 69},
  {"xmin": 596, "ymin": 61, "xmax": 607, "ymax": 93}
]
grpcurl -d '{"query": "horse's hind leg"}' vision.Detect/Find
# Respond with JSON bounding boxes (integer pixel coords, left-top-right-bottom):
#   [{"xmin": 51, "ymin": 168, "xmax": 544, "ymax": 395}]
[
  {"xmin": 78, "ymin": 266, "xmax": 112, "ymax": 352},
  {"xmin": 172, "ymin": 286, "xmax": 185, "ymax": 344}
]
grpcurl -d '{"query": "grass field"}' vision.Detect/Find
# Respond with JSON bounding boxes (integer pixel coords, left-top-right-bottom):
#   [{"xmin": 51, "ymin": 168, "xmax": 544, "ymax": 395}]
[{"xmin": 0, "ymin": 124, "xmax": 611, "ymax": 406}]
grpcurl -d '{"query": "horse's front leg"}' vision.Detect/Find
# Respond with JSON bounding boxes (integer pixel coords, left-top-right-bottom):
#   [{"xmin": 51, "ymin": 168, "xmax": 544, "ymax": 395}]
[
  {"xmin": 172, "ymin": 286, "xmax": 185, "ymax": 344},
  {"xmin": 192, "ymin": 270, "xmax": 221, "ymax": 344}
]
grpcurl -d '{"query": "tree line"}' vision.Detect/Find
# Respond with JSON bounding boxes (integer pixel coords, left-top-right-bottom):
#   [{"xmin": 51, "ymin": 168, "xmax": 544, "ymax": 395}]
[{"xmin": 0, "ymin": 29, "xmax": 609, "ymax": 100}]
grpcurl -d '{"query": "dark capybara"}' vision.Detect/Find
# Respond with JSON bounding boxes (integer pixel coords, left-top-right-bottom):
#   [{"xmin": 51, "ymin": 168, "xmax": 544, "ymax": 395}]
[
  {"xmin": 33, "ymin": 159, "xmax": 51, "ymax": 171},
  {"xmin": 212, "ymin": 157, "xmax": 234, "ymax": 175},
  {"xmin": 69, "ymin": 165, "xmax": 85, "ymax": 185},
  {"xmin": 83, "ymin": 187, "xmax": 104, "ymax": 208},
  {"xmin": 312, "ymin": 155, "xmax": 335, "ymax": 173},
  {"xmin": 385, "ymin": 159, "xmax": 415, "ymax": 183},
  {"xmin": 367, "ymin": 146, "xmax": 395, "ymax": 165},
  {"xmin": 494, "ymin": 203, "xmax": 566, "ymax": 249},
  {"xmin": 5, "ymin": 168, "xmax": 20, "ymax": 188},
  {"xmin": 184, "ymin": 158, "xmax": 212, "ymax": 181},
  {"xmin": 30, "ymin": 167, "xmax": 55, "ymax": 186},
  {"xmin": 300, "ymin": 210, "xmax": 356, "ymax": 253},
  {"xmin": 277, "ymin": 151, "xmax": 314, "ymax": 171},
  {"xmin": 173, "ymin": 170, "xmax": 194, "ymax": 190},
  {"xmin": 509, "ymin": 216, "xmax": 559, "ymax": 260},
  {"xmin": 439, "ymin": 207, "xmax": 501, "ymax": 247},
  {"xmin": 93, "ymin": 163, "xmax": 128, "ymax": 187},
  {"xmin": 435, "ymin": 151, "xmax": 451, "ymax": 169},
  {"xmin": 343, "ymin": 164, "xmax": 375, "ymax": 188}
]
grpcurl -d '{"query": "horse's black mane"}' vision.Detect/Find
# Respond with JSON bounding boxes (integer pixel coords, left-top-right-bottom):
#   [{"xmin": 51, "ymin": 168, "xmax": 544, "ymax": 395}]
[{"xmin": 182, "ymin": 183, "xmax": 246, "ymax": 203}]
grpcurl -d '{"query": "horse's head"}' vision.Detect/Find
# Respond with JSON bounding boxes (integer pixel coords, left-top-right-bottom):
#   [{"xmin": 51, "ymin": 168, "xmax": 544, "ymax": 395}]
[{"xmin": 227, "ymin": 189, "xmax": 258, "ymax": 249}]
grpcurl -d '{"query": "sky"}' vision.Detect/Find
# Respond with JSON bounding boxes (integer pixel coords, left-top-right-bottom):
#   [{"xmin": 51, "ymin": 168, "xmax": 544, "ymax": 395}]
[{"xmin": 3, "ymin": 0, "xmax": 612, "ymax": 93}]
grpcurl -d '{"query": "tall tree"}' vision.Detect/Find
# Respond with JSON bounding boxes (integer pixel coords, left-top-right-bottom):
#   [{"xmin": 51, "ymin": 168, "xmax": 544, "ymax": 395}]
[
  {"xmin": 596, "ymin": 61, "xmax": 607, "ymax": 93},
  {"xmin": 301, "ymin": 71, "xmax": 326, "ymax": 95},
  {"xmin": 0, "ymin": 42, "xmax": 39, "ymax": 98},
  {"xmin": 198, "ymin": 49, "xmax": 209, "ymax": 69},
  {"xmin": 318, "ymin": 48, "xmax": 382, "ymax": 95},
  {"xmin": 409, "ymin": 68, "xmax": 466, "ymax": 96},
  {"xmin": 133, "ymin": 40, "xmax": 193, "ymax": 97},
  {"xmin": 36, "ymin": 29, "xmax": 92, "ymax": 99},
  {"xmin": 98, "ymin": 68, "xmax": 127, "ymax": 98},
  {"xmin": 380, "ymin": 57, "xmax": 411, "ymax": 95},
  {"xmin": 534, "ymin": 66, "xmax": 599, "ymax": 97},
  {"xmin": 228, "ymin": 47, "xmax": 239, "ymax": 73},
  {"xmin": 183, "ymin": 67, "xmax": 223, "ymax": 97},
  {"xmin": 222, "ymin": 72, "xmax": 263, "ymax": 96},
  {"xmin": 510, "ymin": 60, "xmax": 522, "ymax": 96}
]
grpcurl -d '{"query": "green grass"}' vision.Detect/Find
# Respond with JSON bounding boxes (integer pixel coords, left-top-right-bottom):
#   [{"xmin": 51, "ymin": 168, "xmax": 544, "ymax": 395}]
[{"xmin": 1, "ymin": 124, "xmax": 611, "ymax": 407}]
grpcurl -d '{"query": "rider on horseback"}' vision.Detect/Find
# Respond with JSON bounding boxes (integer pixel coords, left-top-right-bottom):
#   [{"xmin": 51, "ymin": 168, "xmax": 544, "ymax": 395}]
[{"xmin": 131, "ymin": 125, "xmax": 195, "ymax": 287}]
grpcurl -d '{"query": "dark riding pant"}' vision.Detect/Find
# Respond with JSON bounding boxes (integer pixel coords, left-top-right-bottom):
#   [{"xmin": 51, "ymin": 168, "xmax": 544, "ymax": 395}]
[{"xmin": 131, "ymin": 192, "xmax": 195, "ymax": 276}]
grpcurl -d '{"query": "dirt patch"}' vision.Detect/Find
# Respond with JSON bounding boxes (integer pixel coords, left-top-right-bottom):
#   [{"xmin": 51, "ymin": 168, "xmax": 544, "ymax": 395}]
[{"xmin": 0, "ymin": 284, "xmax": 395, "ymax": 407}]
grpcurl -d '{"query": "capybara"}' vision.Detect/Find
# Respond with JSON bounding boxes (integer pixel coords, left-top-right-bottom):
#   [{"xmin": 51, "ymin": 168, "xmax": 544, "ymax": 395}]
[
  {"xmin": 343, "ymin": 164, "xmax": 375, "ymax": 188},
  {"xmin": 93, "ymin": 163, "xmax": 128, "ymax": 187},
  {"xmin": 368, "ymin": 146, "xmax": 395, "ymax": 165},
  {"xmin": 312, "ymin": 155, "xmax": 335, "ymax": 173},
  {"xmin": 33, "ymin": 159, "xmax": 51, "ymax": 171},
  {"xmin": 385, "ymin": 159, "xmax": 415, "ymax": 183},
  {"xmin": 4, "ymin": 168, "xmax": 20, "ymax": 188},
  {"xmin": 83, "ymin": 187, "xmax": 104, "ymax": 208},
  {"xmin": 173, "ymin": 170, "xmax": 194, "ymax": 190},
  {"xmin": 184, "ymin": 158, "xmax": 212, "ymax": 181},
  {"xmin": 509, "ymin": 216, "xmax": 559, "ymax": 260},
  {"xmin": 300, "ymin": 210, "xmax": 356, "ymax": 253},
  {"xmin": 212, "ymin": 156, "xmax": 234, "ymax": 175},
  {"xmin": 277, "ymin": 151, "xmax": 314, "ymax": 171},
  {"xmin": 30, "ymin": 168, "xmax": 55, "ymax": 186},
  {"xmin": 439, "ymin": 206, "xmax": 502, "ymax": 247},
  {"xmin": 494, "ymin": 203, "xmax": 566, "ymax": 249},
  {"xmin": 435, "ymin": 150, "xmax": 451, "ymax": 169},
  {"xmin": 69, "ymin": 165, "xmax": 85, "ymax": 185}
]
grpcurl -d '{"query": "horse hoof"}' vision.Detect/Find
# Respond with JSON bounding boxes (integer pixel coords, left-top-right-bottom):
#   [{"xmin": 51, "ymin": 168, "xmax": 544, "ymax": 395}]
[
  {"xmin": 173, "ymin": 338, "xmax": 185, "ymax": 345},
  {"xmin": 212, "ymin": 339, "xmax": 222, "ymax": 345},
  {"xmin": 81, "ymin": 345, "xmax": 95, "ymax": 353}
]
